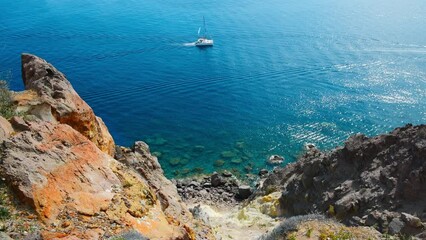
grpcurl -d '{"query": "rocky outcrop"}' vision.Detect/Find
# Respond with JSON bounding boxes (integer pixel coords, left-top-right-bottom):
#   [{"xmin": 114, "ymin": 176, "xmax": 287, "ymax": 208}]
[
  {"xmin": 115, "ymin": 143, "xmax": 215, "ymax": 239},
  {"xmin": 259, "ymin": 124, "xmax": 426, "ymax": 237},
  {"xmin": 1, "ymin": 119, "xmax": 202, "ymax": 239},
  {"xmin": 0, "ymin": 54, "xmax": 213, "ymax": 239},
  {"xmin": 14, "ymin": 54, "xmax": 115, "ymax": 156}
]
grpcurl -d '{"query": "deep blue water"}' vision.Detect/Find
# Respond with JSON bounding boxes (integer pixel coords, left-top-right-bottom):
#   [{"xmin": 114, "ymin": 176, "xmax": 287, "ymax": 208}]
[{"xmin": 1, "ymin": 0, "xmax": 425, "ymax": 178}]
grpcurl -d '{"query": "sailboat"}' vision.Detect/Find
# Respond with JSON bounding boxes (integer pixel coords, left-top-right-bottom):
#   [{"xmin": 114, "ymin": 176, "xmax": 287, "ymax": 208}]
[{"xmin": 195, "ymin": 17, "xmax": 213, "ymax": 47}]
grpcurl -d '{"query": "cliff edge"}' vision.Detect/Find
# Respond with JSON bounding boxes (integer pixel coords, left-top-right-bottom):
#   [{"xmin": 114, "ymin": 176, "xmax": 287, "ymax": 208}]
[{"xmin": 0, "ymin": 54, "xmax": 213, "ymax": 239}]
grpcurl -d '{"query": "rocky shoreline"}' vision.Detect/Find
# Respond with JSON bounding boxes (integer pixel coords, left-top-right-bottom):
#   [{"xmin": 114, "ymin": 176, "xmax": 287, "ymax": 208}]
[
  {"xmin": 0, "ymin": 53, "xmax": 424, "ymax": 239},
  {"xmin": 256, "ymin": 124, "xmax": 426, "ymax": 239}
]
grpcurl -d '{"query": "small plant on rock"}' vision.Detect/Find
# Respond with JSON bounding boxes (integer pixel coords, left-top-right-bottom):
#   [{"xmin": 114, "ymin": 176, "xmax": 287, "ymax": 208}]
[
  {"xmin": 0, "ymin": 80, "xmax": 15, "ymax": 119},
  {"xmin": 0, "ymin": 206, "xmax": 10, "ymax": 220},
  {"xmin": 306, "ymin": 227, "xmax": 313, "ymax": 237}
]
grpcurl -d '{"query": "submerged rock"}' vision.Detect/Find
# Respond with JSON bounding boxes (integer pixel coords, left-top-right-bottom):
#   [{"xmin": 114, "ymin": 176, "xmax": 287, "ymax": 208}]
[
  {"xmin": 221, "ymin": 150, "xmax": 237, "ymax": 158},
  {"xmin": 235, "ymin": 141, "xmax": 245, "ymax": 149},
  {"xmin": 168, "ymin": 158, "xmax": 181, "ymax": 166},
  {"xmin": 213, "ymin": 159, "xmax": 225, "ymax": 167},
  {"xmin": 193, "ymin": 145, "xmax": 205, "ymax": 152},
  {"xmin": 231, "ymin": 158, "xmax": 243, "ymax": 164}
]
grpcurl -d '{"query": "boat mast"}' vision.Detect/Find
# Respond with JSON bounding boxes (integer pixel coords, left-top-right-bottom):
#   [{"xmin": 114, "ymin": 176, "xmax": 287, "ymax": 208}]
[{"xmin": 203, "ymin": 16, "xmax": 207, "ymax": 38}]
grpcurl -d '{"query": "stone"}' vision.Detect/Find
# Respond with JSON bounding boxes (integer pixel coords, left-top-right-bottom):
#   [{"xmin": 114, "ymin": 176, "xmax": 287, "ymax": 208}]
[
  {"xmin": 114, "ymin": 145, "xmax": 125, "ymax": 160},
  {"xmin": 235, "ymin": 141, "xmax": 245, "ymax": 149},
  {"xmin": 231, "ymin": 158, "xmax": 243, "ymax": 164},
  {"xmin": 0, "ymin": 232, "xmax": 13, "ymax": 240},
  {"xmin": 258, "ymin": 169, "xmax": 269, "ymax": 176},
  {"xmin": 18, "ymin": 54, "xmax": 115, "ymax": 156},
  {"xmin": 267, "ymin": 155, "xmax": 284, "ymax": 165},
  {"xmin": 168, "ymin": 158, "xmax": 181, "ymax": 166},
  {"xmin": 180, "ymin": 158, "xmax": 189, "ymax": 165},
  {"xmin": 237, "ymin": 185, "xmax": 252, "ymax": 200},
  {"xmin": 365, "ymin": 211, "xmax": 381, "ymax": 226},
  {"xmin": 188, "ymin": 181, "xmax": 200, "ymax": 187},
  {"xmin": 221, "ymin": 151, "xmax": 237, "ymax": 159},
  {"xmin": 304, "ymin": 143, "xmax": 316, "ymax": 150},
  {"xmin": 401, "ymin": 212, "xmax": 423, "ymax": 228},
  {"xmin": 222, "ymin": 170, "xmax": 233, "ymax": 177},
  {"xmin": 388, "ymin": 218, "xmax": 404, "ymax": 235},
  {"xmin": 193, "ymin": 145, "xmax": 205, "ymax": 152},
  {"xmin": 0, "ymin": 116, "xmax": 13, "ymax": 142},
  {"xmin": 211, "ymin": 173, "xmax": 223, "ymax": 187}
]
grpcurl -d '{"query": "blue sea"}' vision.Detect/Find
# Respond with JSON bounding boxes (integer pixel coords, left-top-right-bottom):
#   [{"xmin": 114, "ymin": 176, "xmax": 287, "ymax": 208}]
[{"xmin": 1, "ymin": 0, "xmax": 425, "ymax": 178}]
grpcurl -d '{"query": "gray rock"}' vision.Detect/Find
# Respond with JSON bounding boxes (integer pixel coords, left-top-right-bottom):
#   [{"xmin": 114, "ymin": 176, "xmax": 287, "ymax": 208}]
[
  {"xmin": 0, "ymin": 232, "xmax": 13, "ymax": 240},
  {"xmin": 211, "ymin": 173, "xmax": 223, "ymax": 187},
  {"xmin": 365, "ymin": 211, "xmax": 381, "ymax": 226},
  {"xmin": 258, "ymin": 169, "xmax": 269, "ymax": 176},
  {"xmin": 388, "ymin": 218, "xmax": 404, "ymax": 235},
  {"xmin": 237, "ymin": 185, "xmax": 252, "ymax": 199},
  {"xmin": 188, "ymin": 181, "xmax": 200, "ymax": 187},
  {"xmin": 222, "ymin": 170, "xmax": 233, "ymax": 177}
]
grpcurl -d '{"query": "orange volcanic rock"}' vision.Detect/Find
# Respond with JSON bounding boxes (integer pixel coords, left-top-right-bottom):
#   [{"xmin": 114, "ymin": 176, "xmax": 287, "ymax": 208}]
[
  {"xmin": 0, "ymin": 54, "xmax": 213, "ymax": 239},
  {"xmin": 16, "ymin": 54, "xmax": 115, "ymax": 156},
  {"xmin": 0, "ymin": 120, "xmax": 200, "ymax": 239}
]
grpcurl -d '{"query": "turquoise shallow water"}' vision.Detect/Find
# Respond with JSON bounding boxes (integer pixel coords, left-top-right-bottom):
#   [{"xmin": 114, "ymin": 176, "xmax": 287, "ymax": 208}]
[{"xmin": 1, "ymin": 0, "xmax": 426, "ymax": 178}]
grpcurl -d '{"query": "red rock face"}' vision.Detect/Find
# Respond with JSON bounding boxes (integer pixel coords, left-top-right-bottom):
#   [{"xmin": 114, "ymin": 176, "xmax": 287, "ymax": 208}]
[
  {"xmin": 0, "ymin": 54, "xmax": 214, "ymax": 239},
  {"xmin": 2, "ymin": 121, "xmax": 119, "ymax": 222},
  {"xmin": 1, "ymin": 120, "xmax": 196, "ymax": 239},
  {"xmin": 20, "ymin": 54, "xmax": 115, "ymax": 156}
]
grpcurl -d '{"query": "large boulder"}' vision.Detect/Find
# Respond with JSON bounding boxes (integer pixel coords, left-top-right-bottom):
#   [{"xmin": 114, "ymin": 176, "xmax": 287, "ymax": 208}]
[
  {"xmin": 16, "ymin": 54, "xmax": 114, "ymax": 156},
  {"xmin": 0, "ymin": 120, "xmax": 201, "ymax": 239}
]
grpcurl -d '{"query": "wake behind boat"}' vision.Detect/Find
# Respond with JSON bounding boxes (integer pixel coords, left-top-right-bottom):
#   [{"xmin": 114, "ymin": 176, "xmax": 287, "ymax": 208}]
[{"xmin": 195, "ymin": 17, "xmax": 213, "ymax": 47}]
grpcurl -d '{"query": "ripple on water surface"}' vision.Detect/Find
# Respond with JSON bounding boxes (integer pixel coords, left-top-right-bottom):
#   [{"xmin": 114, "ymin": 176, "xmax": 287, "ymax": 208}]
[{"xmin": 1, "ymin": 0, "xmax": 426, "ymax": 178}]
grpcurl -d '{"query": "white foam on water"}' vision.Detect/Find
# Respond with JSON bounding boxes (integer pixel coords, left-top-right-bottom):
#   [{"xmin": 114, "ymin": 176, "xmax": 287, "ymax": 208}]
[{"xmin": 183, "ymin": 42, "xmax": 196, "ymax": 46}]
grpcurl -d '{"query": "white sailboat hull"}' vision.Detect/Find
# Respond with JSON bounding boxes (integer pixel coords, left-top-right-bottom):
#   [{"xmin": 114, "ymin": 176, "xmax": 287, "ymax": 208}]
[{"xmin": 195, "ymin": 38, "xmax": 214, "ymax": 47}]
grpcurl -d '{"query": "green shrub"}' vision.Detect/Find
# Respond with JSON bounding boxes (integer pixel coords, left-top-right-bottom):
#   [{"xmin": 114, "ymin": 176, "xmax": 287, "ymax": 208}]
[
  {"xmin": 0, "ymin": 80, "xmax": 15, "ymax": 119},
  {"xmin": 0, "ymin": 206, "xmax": 10, "ymax": 220}
]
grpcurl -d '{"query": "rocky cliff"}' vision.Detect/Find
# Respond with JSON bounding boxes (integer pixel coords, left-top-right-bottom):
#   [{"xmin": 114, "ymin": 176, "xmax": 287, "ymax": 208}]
[
  {"xmin": 0, "ymin": 54, "xmax": 213, "ymax": 239},
  {"xmin": 258, "ymin": 124, "xmax": 426, "ymax": 238}
]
